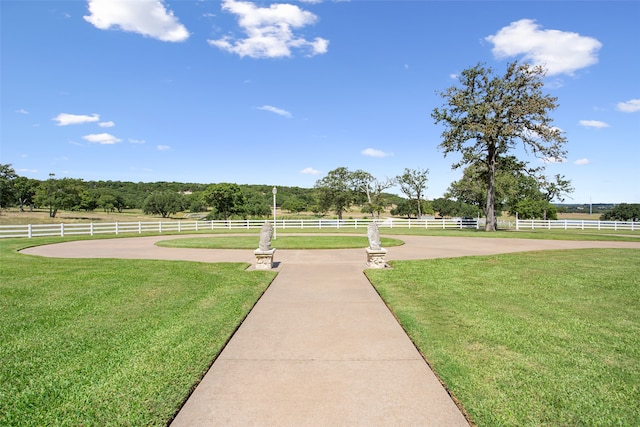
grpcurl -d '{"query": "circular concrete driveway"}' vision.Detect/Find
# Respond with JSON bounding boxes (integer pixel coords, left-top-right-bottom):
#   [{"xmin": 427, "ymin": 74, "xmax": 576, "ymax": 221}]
[{"xmin": 20, "ymin": 234, "xmax": 640, "ymax": 266}]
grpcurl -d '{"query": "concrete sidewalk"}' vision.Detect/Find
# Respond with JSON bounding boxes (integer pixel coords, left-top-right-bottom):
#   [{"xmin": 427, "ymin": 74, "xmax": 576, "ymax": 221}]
[{"xmin": 170, "ymin": 261, "xmax": 469, "ymax": 426}]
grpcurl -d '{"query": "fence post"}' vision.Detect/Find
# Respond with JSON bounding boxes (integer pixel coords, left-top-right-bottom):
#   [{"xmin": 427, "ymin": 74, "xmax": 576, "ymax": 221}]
[
  {"xmin": 115, "ymin": 222, "xmax": 119, "ymax": 235},
  {"xmin": 61, "ymin": 223, "xmax": 65, "ymax": 237},
  {"xmin": 28, "ymin": 224, "xmax": 32, "ymax": 238},
  {"xmin": 159, "ymin": 222, "xmax": 162, "ymax": 233},
  {"xmin": 90, "ymin": 222, "xmax": 94, "ymax": 236}
]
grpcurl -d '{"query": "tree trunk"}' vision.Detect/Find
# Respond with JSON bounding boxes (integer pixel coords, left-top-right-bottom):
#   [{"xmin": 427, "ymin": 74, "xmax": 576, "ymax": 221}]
[{"xmin": 485, "ymin": 146, "xmax": 497, "ymax": 231}]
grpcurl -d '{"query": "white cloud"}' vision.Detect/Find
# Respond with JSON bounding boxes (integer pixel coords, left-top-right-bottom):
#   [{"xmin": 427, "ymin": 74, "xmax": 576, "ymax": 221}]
[
  {"xmin": 616, "ymin": 99, "xmax": 640, "ymax": 113},
  {"xmin": 361, "ymin": 148, "xmax": 393, "ymax": 158},
  {"xmin": 128, "ymin": 138, "xmax": 146, "ymax": 144},
  {"xmin": 157, "ymin": 145, "xmax": 171, "ymax": 151},
  {"xmin": 53, "ymin": 113, "xmax": 100, "ymax": 126},
  {"xmin": 258, "ymin": 105, "xmax": 292, "ymax": 118},
  {"xmin": 300, "ymin": 167, "xmax": 321, "ymax": 175},
  {"xmin": 485, "ymin": 19, "xmax": 602, "ymax": 75},
  {"xmin": 208, "ymin": 0, "xmax": 329, "ymax": 58},
  {"xmin": 98, "ymin": 121, "xmax": 115, "ymax": 128},
  {"xmin": 82, "ymin": 133, "xmax": 122, "ymax": 144},
  {"xmin": 449, "ymin": 73, "xmax": 458, "ymax": 80},
  {"xmin": 574, "ymin": 158, "xmax": 590, "ymax": 165},
  {"xmin": 84, "ymin": 0, "xmax": 189, "ymax": 42},
  {"xmin": 16, "ymin": 109, "xmax": 29, "ymax": 115},
  {"xmin": 579, "ymin": 120, "xmax": 610, "ymax": 129}
]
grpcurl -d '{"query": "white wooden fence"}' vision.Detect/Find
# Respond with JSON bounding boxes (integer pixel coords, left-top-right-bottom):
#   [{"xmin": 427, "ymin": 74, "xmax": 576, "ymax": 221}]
[
  {"xmin": 515, "ymin": 219, "xmax": 637, "ymax": 231},
  {"xmin": 1, "ymin": 217, "xmax": 636, "ymax": 239},
  {"xmin": 0, "ymin": 217, "xmax": 479, "ymax": 239}
]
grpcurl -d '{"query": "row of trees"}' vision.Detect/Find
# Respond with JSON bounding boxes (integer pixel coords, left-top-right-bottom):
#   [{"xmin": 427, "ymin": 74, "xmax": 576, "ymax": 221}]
[{"xmin": 1, "ymin": 163, "xmax": 637, "ymax": 221}]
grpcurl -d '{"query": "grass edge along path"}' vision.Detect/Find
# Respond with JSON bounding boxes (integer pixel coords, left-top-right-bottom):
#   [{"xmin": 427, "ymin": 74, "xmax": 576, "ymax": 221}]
[
  {"xmin": 0, "ymin": 237, "xmax": 276, "ymax": 426},
  {"xmin": 366, "ymin": 248, "xmax": 640, "ymax": 427}
]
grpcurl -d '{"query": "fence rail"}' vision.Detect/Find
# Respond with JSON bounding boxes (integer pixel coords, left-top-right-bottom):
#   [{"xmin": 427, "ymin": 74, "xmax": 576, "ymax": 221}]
[
  {"xmin": 0, "ymin": 218, "xmax": 479, "ymax": 239},
  {"xmin": 515, "ymin": 219, "xmax": 637, "ymax": 231},
  {"xmin": 1, "ymin": 217, "xmax": 637, "ymax": 239}
]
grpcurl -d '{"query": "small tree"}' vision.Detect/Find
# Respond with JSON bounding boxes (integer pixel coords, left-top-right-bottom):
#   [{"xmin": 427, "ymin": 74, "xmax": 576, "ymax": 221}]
[
  {"xmin": 204, "ymin": 183, "xmax": 247, "ymax": 220},
  {"xmin": 14, "ymin": 176, "xmax": 38, "ymax": 211},
  {"xmin": 34, "ymin": 176, "xmax": 85, "ymax": 217},
  {"xmin": 281, "ymin": 197, "xmax": 307, "ymax": 213},
  {"xmin": 98, "ymin": 194, "xmax": 118, "ymax": 213},
  {"xmin": 395, "ymin": 168, "xmax": 429, "ymax": 219},
  {"xmin": 432, "ymin": 61, "xmax": 567, "ymax": 231},
  {"xmin": 142, "ymin": 191, "xmax": 183, "ymax": 218},
  {"xmin": 390, "ymin": 199, "xmax": 432, "ymax": 219},
  {"xmin": 351, "ymin": 170, "xmax": 394, "ymax": 218},
  {"xmin": 314, "ymin": 167, "xmax": 354, "ymax": 220}
]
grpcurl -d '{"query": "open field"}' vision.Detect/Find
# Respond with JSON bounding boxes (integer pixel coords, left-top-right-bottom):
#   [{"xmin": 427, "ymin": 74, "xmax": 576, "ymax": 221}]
[{"xmin": 0, "ymin": 208, "xmax": 169, "ymax": 225}]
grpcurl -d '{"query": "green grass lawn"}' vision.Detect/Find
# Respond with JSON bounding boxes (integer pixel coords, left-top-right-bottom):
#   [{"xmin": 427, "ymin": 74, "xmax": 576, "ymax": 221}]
[
  {"xmin": 157, "ymin": 235, "xmax": 404, "ymax": 249},
  {"xmin": 366, "ymin": 248, "xmax": 640, "ymax": 426},
  {"xmin": 0, "ymin": 238, "xmax": 275, "ymax": 426},
  {"xmin": 2, "ymin": 232, "xmax": 639, "ymax": 426}
]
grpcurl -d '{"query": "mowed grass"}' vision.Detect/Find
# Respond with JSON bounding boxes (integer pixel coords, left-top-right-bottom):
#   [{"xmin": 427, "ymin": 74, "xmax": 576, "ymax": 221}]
[
  {"xmin": 0, "ymin": 238, "xmax": 275, "ymax": 426},
  {"xmin": 366, "ymin": 248, "xmax": 640, "ymax": 426},
  {"xmin": 157, "ymin": 235, "xmax": 404, "ymax": 249}
]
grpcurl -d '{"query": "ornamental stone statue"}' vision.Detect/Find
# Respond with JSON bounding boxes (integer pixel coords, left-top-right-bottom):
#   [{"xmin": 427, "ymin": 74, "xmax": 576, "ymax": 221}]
[
  {"xmin": 367, "ymin": 222, "xmax": 382, "ymax": 250},
  {"xmin": 258, "ymin": 221, "xmax": 274, "ymax": 251},
  {"xmin": 366, "ymin": 221, "xmax": 387, "ymax": 268}
]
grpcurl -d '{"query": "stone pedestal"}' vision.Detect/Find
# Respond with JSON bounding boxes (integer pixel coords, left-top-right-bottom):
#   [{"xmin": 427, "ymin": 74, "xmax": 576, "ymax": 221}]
[
  {"xmin": 254, "ymin": 248, "xmax": 276, "ymax": 270},
  {"xmin": 366, "ymin": 247, "xmax": 388, "ymax": 269}
]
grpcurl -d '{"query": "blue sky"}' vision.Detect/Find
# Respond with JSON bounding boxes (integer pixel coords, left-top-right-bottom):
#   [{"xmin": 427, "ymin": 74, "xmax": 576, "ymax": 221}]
[{"xmin": 2, "ymin": 0, "xmax": 638, "ymax": 204}]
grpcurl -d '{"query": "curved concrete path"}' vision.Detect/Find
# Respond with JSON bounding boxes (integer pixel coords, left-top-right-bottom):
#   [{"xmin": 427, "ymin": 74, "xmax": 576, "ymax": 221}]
[{"xmin": 21, "ymin": 235, "xmax": 640, "ymax": 426}]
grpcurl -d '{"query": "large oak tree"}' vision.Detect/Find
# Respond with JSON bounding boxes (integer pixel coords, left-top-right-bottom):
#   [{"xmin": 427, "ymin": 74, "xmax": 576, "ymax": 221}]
[{"xmin": 432, "ymin": 61, "xmax": 567, "ymax": 231}]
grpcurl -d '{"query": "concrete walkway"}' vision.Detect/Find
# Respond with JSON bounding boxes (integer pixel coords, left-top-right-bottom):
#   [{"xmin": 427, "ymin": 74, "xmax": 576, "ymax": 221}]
[{"xmin": 21, "ymin": 235, "xmax": 640, "ymax": 426}]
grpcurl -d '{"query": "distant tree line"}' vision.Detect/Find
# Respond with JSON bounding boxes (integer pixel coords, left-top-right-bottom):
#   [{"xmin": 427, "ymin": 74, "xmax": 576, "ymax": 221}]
[{"xmin": 1, "ymin": 163, "xmax": 636, "ymax": 222}]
